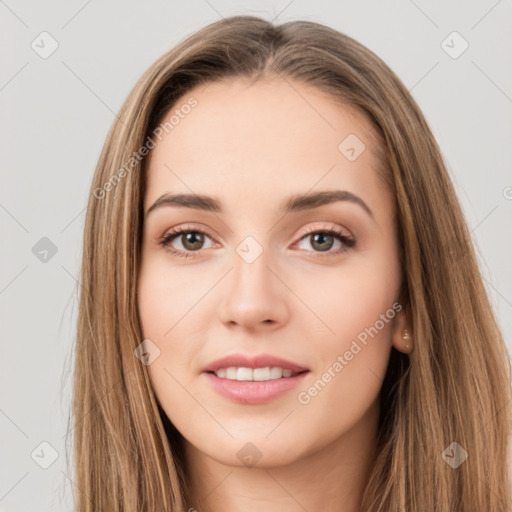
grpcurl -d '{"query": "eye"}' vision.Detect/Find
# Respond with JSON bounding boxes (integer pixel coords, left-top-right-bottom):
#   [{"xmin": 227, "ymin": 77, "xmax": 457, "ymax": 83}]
[
  {"xmin": 294, "ymin": 226, "xmax": 356, "ymax": 257},
  {"xmin": 158, "ymin": 224, "xmax": 356, "ymax": 260},
  {"xmin": 159, "ymin": 225, "xmax": 215, "ymax": 259}
]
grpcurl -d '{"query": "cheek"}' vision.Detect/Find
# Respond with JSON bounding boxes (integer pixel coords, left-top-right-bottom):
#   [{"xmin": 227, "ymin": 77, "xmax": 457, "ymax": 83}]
[
  {"xmin": 137, "ymin": 260, "xmax": 198, "ymax": 368},
  {"xmin": 293, "ymin": 259, "xmax": 400, "ymax": 352},
  {"xmin": 291, "ymin": 288, "xmax": 395, "ymax": 447},
  {"xmin": 290, "ymin": 258, "xmax": 399, "ymax": 415},
  {"xmin": 137, "ymin": 257, "xmax": 213, "ymax": 421},
  {"xmin": 138, "ymin": 255, "xmax": 168, "ymax": 332},
  {"xmin": 137, "ymin": 254, "xmax": 205, "ymax": 339}
]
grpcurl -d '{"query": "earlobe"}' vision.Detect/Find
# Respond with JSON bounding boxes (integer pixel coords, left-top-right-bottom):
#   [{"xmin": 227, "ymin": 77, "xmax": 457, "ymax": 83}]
[{"xmin": 391, "ymin": 309, "xmax": 413, "ymax": 354}]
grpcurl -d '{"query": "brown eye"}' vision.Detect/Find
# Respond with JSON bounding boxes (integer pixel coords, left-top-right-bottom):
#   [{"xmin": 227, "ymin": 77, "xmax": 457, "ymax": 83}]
[
  {"xmin": 309, "ymin": 233, "xmax": 335, "ymax": 252},
  {"xmin": 160, "ymin": 227, "xmax": 215, "ymax": 258},
  {"xmin": 295, "ymin": 228, "xmax": 356, "ymax": 256},
  {"xmin": 180, "ymin": 232, "xmax": 205, "ymax": 251}
]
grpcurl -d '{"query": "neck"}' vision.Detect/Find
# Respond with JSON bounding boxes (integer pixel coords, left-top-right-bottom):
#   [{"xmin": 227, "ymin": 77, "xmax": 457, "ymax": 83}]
[{"xmin": 183, "ymin": 400, "xmax": 379, "ymax": 512}]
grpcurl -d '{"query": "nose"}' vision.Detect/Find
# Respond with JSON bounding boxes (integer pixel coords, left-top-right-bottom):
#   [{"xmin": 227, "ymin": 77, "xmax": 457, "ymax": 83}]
[{"xmin": 218, "ymin": 244, "xmax": 290, "ymax": 332}]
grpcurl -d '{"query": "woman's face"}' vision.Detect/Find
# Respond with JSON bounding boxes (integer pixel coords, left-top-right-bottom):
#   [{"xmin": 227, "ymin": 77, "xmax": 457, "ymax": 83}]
[{"xmin": 138, "ymin": 77, "xmax": 405, "ymax": 468}]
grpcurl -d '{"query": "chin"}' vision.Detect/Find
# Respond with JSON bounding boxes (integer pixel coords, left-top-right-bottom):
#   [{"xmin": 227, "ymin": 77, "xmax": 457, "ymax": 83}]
[{"xmin": 185, "ymin": 431, "xmax": 308, "ymax": 469}]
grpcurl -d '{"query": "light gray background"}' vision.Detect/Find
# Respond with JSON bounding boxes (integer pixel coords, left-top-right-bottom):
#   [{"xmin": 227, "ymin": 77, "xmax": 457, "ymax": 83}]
[{"xmin": 1, "ymin": 1, "xmax": 511, "ymax": 510}]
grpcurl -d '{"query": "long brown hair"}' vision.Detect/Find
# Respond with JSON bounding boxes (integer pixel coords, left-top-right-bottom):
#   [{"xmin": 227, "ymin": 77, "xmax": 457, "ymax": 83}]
[{"xmin": 68, "ymin": 15, "xmax": 512, "ymax": 511}]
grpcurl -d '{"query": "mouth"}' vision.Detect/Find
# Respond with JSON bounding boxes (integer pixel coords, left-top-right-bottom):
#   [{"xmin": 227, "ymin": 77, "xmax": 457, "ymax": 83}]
[
  {"xmin": 208, "ymin": 366, "xmax": 306, "ymax": 381},
  {"xmin": 202, "ymin": 354, "xmax": 309, "ymax": 404}
]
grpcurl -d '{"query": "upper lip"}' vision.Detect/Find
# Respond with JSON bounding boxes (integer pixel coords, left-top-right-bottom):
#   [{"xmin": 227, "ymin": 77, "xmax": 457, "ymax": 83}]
[{"xmin": 203, "ymin": 354, "xmax": 309, "ymax": 373}]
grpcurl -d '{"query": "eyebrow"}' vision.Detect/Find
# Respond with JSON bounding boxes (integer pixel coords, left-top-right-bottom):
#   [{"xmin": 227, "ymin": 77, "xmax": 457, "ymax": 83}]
[{"xmin": 146, "ymin": 190, "xmax": 374, "ymax": 219}]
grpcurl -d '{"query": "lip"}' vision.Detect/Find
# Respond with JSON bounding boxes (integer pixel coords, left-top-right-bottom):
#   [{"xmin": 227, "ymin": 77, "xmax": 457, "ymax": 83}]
[
  {"xmin": 203, "ymin": 354, "xmax": 308, "ymax": 373},
  {"xmin": 205, "ymin": 371, "xmax": 309, "ymax": 405},
  {"xmin": 202, "ymin": 353, "xmax": 309, "ymax": 405}
]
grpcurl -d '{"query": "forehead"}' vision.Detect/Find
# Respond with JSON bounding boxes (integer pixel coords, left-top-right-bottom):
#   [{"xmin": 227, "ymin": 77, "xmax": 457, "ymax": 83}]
[{"xmin": 144, "ymin": 77, "xmax": 391, "ymax": 218}]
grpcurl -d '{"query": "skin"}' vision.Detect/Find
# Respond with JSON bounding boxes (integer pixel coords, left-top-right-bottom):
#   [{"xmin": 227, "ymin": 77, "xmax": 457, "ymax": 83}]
[{"xmin": 137, "ymin": 76, "xmax": 411, "ymax": 512}]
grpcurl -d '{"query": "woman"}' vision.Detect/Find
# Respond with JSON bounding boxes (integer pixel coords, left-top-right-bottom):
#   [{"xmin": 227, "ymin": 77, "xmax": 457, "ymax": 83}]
[{"xmin": 69, "ymin": 15, "xmax": 512, "ymax": 511}]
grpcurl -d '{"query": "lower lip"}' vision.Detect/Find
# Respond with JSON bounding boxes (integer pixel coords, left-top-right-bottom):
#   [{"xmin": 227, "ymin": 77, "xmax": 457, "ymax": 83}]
[{"xmin": 204, "ymin": 371, "xmax": 309, "ymax": 405}]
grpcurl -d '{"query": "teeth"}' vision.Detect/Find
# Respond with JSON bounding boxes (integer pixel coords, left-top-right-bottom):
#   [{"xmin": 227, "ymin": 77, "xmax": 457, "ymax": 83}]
[
  {"xmin": 269, "ymin": 367, "xmax": 282, "ymax": 379},
  {"xmin": 236, "ymin": 367, "xmax": 253, "ymax": 381},
  {"xmin": 253, "ymin": 367, "xmax": 271, "ymax": 381},
  {"xmin": 214, "ymin": 366, "xmax": 298, "ymax": 381},
  {"xmin": 226, "ymin": 367, "xmax": 238, "ymax": 379}
]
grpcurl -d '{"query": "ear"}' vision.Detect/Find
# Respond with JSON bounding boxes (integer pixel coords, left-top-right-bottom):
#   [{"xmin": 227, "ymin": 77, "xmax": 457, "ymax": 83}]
[{"xmin": 391, "ymin": 306, "xmax": 413, "ymax": 354}]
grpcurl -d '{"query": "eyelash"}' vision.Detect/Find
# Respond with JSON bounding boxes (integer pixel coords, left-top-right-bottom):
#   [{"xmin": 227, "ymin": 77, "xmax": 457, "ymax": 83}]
[{"xmin": 158, "ymin": 224, "xmax": 356, "ymax": 260}]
